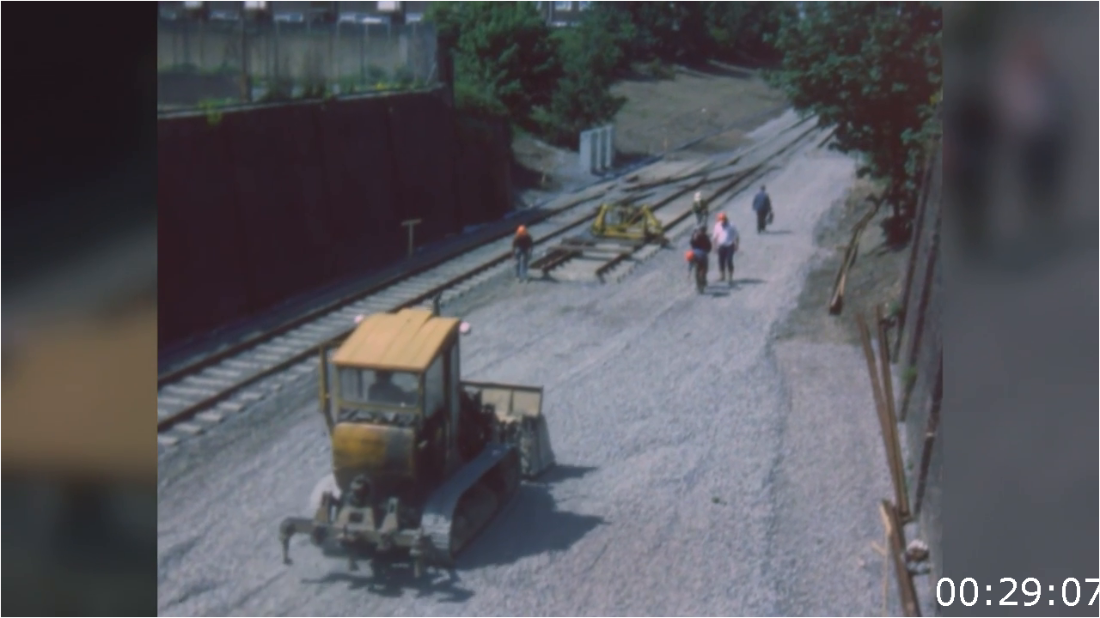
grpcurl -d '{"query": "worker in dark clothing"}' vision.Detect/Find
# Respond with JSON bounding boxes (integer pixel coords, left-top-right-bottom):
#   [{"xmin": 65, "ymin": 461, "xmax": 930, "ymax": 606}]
[
  {"xmin": 369, "ymin": 371, "xmax": 417, "ymax": 407},
  {"xmin": 752, "ymin": 185, "xmax": 773, "ymax": 233},
  {"xmin": 688, "ymin": 225, "xmax": 712, "ymax": 293},
  {"xmin": 512, "ymin": 225, "xmax": 534, "ymax": 282}
]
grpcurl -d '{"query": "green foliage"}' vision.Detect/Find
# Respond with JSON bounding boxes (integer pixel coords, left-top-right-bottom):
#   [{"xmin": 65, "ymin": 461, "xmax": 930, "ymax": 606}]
[
  {"xmin": 533, "ymin": 7, "xmax": 630, "ymax": 145},
  {"xmin": 593, "ymin": 2, "xmax": 791, "ymax": 67},
  {"xmin": 426, "ymin": 1, "xmax": 795, "ymax": 148},
  {"xmin": 704, "ymin": 2, "xmax": 797, "ymax": 66},
  {"xmin": 767, "ymin": 2, "xmax": 942, "ymax": 216},
  {"xmin": 428, "ymin": 2, "xmax": 561, "ymax": 121},
  {"xmin": 597, "ymin": 2, "xmax": 699, "ymax": 64},
  {"xmin": 902, "ymin": 365, "xmax": 918, "ymax": 391},
  {"xmin": 197, "ymin": 98, "xmax": 231, "ymax": 126}
]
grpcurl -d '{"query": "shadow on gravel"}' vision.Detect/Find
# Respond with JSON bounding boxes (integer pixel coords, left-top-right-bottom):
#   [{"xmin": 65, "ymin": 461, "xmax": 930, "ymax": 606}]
[
  {"xmin": 304, "ymin": 564, "xmax": 474, "ymax": 603},
  {"xmin": 762, "ymin": 229, "xmax": 794, "ymax": 235},
  {"xmin": 699, "ymin": 278, "xmax": 765, "ymax": 296},
  {"xmin": 457, "ymin": 464, "xmax": 605, "ymax": 571},
  {"xmin": 730, "ymin": 278, "xmax": 766, "ymax": 288},
  {"xmin": 298, "ymin": 466, "xmax": 600, "ymax": 600}
]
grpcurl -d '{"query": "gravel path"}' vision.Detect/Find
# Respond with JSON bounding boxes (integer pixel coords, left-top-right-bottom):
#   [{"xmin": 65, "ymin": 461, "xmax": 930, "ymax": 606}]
[{"xmin": 158, "ymin": 136, "xmax": 897, "ymax": 616}]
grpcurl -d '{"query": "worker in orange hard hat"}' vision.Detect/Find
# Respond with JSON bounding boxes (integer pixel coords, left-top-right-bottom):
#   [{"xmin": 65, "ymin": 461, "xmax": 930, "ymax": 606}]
[
  {"xmin": 687, "ymin": 224, "xmax": 712, "ymax": 294},
  {"xmin": 512, "ymin": 225, "xmax": 534, "ymax": 282}
]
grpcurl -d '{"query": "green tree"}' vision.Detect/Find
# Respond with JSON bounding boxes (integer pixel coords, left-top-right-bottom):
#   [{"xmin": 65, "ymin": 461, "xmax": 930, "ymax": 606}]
[
  {"xmin": 427, "ymin": 2, "xmax": 561, "ymax": 121},
  {"xmin": 768, "ymin": 2, "xmax": 942, "ymax": 216},
  {"xmin": 599, "ymin": 2, "xmax": 712, "ymax": 65},
  {"xmin": 705, "ymin": 2, "xmax": 796, "ymax": 66},
  {"xmin": 535, "ymin": 8, "xmax": 631, "ymax": 145}
]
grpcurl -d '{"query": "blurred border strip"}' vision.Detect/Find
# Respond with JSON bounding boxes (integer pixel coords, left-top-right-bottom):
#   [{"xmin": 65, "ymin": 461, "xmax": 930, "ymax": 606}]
[{"xmin": 3, "ymin": 226, "xmax": 157, "ymax": 484}]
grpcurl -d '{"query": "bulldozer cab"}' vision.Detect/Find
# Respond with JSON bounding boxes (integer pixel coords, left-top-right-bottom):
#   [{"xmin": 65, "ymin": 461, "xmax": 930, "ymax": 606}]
[{"xmin": 319, "ymin": 309, "xmax": 465, "ymax": 490}]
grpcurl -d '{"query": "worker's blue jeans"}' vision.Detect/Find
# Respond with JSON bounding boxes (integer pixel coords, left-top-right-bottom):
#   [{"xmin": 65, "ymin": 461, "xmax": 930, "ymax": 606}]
[{"xmin": 514, "ymin": 248, "xmax": 531, "ymax": 280}]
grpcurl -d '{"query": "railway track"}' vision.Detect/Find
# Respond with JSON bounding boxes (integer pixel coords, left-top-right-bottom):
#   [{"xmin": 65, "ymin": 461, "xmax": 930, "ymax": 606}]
[
  {"xmin": 533, "ymin": 118, "xmax": 832, "ymax": 283},
  {"xmin": 156, "ymin": 111, "xmax": 828, "ymax": 448}
]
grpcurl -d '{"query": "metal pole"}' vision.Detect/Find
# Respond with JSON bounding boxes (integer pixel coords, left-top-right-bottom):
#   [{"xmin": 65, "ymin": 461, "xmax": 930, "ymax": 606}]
[
  {"xmin": 274, "ymin": 17, "xmax": 281, "ymax": 89},
  {"xmin": 333, "ymin": 21, "xmax": 340, "ymax": 93},
  {"xmin": 402, "ymin": 219, "xmax": 422, "ymax": 257},
  {"xmin": 239, "ymin": 9, "xmax": 251, "ymax": 102}
]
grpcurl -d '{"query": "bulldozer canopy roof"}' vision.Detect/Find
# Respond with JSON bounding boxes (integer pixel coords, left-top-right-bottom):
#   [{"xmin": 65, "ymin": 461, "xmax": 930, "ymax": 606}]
[{"xmin": 333, "ymin": 308, "xmax": 459, "ymax": 372}]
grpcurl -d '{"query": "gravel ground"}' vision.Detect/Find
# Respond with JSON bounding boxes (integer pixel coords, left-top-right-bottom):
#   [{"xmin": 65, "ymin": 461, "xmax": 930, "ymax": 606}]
[{"xmin": 157, "ymin": 134, "xmax": 900, "ymax": 616}]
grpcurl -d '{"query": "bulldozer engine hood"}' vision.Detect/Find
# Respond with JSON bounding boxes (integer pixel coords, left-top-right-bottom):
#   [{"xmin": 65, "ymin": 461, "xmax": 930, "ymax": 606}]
[{"xmin": 331, "ymin": 422, "xmax": 416, "ymax": 493}]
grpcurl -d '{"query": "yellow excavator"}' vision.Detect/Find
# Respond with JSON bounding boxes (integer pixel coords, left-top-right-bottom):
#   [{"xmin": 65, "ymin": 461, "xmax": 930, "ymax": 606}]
[
  {"xmin": 278, "ymin": 308, "xmax": 555, "ymax": 576},
  {"xmin": 590, "ymin": 202, "xmax": 669, "ymax": 246}
]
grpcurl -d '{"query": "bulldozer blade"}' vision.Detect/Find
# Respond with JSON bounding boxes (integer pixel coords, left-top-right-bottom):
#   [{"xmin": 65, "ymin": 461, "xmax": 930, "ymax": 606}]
[{"xmin": 464, "ymin": 381, "xmax": 556, "ymax": 479}]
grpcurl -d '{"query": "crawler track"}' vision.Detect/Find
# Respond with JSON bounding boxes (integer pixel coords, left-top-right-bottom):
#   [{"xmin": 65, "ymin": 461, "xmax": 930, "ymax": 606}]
[{"xmin": 156, "ymin": 111, "xmax": 827, "ymax": 448}]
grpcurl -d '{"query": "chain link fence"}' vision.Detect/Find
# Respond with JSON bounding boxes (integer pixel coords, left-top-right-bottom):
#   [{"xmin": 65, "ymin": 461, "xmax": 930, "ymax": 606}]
[{"xmin": 157, "ymin": 16, "xmax": 439, "ymax": 109}]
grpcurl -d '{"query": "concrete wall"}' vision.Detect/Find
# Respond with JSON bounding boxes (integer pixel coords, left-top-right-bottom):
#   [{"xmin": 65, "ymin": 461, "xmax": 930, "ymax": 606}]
[
  {"xmin": 894, "ymin": 135, "xmax": 943, "ymax": 581},
  {"xmin": 157, "ymin": 20, "xmax": 437, "ymax": 85},
  {"xmin": 157, "ymin": 88, "xmax": 512, "ymax": 346}
]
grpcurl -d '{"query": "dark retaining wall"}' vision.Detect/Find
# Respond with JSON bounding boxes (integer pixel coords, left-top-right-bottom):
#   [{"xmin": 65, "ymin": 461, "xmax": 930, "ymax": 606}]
[{"xmin": 157, "ymin": 88, "xmax": 512, "ymax": 347}]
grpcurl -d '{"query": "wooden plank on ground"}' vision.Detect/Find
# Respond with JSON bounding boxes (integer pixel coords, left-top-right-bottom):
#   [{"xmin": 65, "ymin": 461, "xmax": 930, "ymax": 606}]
[
  {"xmin": 858, "ymin": 313, "xmax": 910, "ymax": 518},
  {"xmin": 879, "ymin": 500, "xmax": 922, "ymax": 617}
]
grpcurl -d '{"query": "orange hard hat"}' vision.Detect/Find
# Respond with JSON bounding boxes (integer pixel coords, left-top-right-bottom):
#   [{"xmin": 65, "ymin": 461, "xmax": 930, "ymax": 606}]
[
  {"xmin": 684, "ymin": 250, "xmax": 694, "ymax": 262},
  {"xmin": 717, "ymin": 212, "xmax": 727, "ymax": 221},
  {"xmin": 517, "ymin": 225, "xmax": 527, "ymax": 234}
]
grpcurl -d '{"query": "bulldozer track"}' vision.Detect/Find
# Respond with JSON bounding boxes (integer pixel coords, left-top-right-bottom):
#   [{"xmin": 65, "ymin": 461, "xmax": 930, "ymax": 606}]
[
  {"xmin": 420, "ymin": 444, "xmax": 519, "ymax": 566},
  {"xmin": 156, "ymin": 109, "xmax": 825, "ymax": 451}
]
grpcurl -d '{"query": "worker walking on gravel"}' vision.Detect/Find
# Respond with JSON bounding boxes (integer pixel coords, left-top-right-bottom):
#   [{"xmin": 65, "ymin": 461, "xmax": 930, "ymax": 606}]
[
  {"xmin": 513, "ymin": 225, "xmax": 534, "ymax": 282},
  {"xmin": 692, "ymin": 191, "xmax": 709, "ymax": 226},
  {"xmin": 752, "ymin": 185, "xmax": 773, "ymax": 233},
  {"xmin": 688, "ymin": 225, "xmax": 712, "ymax": 294},
  {"xmin": 711, "ymin": 212, "xmax": 740, "ymax": 284}
]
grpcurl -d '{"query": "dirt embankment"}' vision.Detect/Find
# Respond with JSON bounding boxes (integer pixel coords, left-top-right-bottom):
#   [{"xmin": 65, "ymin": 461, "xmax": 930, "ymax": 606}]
[
  {"xmin": 512, "ymin": 61, "xmax": 787, "ymax": 206},
  {"xmin": 775, "ymin": 178, "xmax": 908, "ymax": 347}
]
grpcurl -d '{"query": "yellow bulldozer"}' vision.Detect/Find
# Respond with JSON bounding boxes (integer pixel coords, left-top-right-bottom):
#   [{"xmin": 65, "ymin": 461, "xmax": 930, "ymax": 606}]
[
  {"xmin": 278, "ymin": 308, "xmax": 555, "ymax": 576},
  {"xmin": 590, "ymin": 202, "xmax": 669, "ymax": 246}
]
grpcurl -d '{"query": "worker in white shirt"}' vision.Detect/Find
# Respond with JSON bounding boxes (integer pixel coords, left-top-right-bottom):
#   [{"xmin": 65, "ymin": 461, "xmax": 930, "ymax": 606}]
[{"xmin": 711, "ymin": 212, "xmax": 740, "ymax": 283}]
